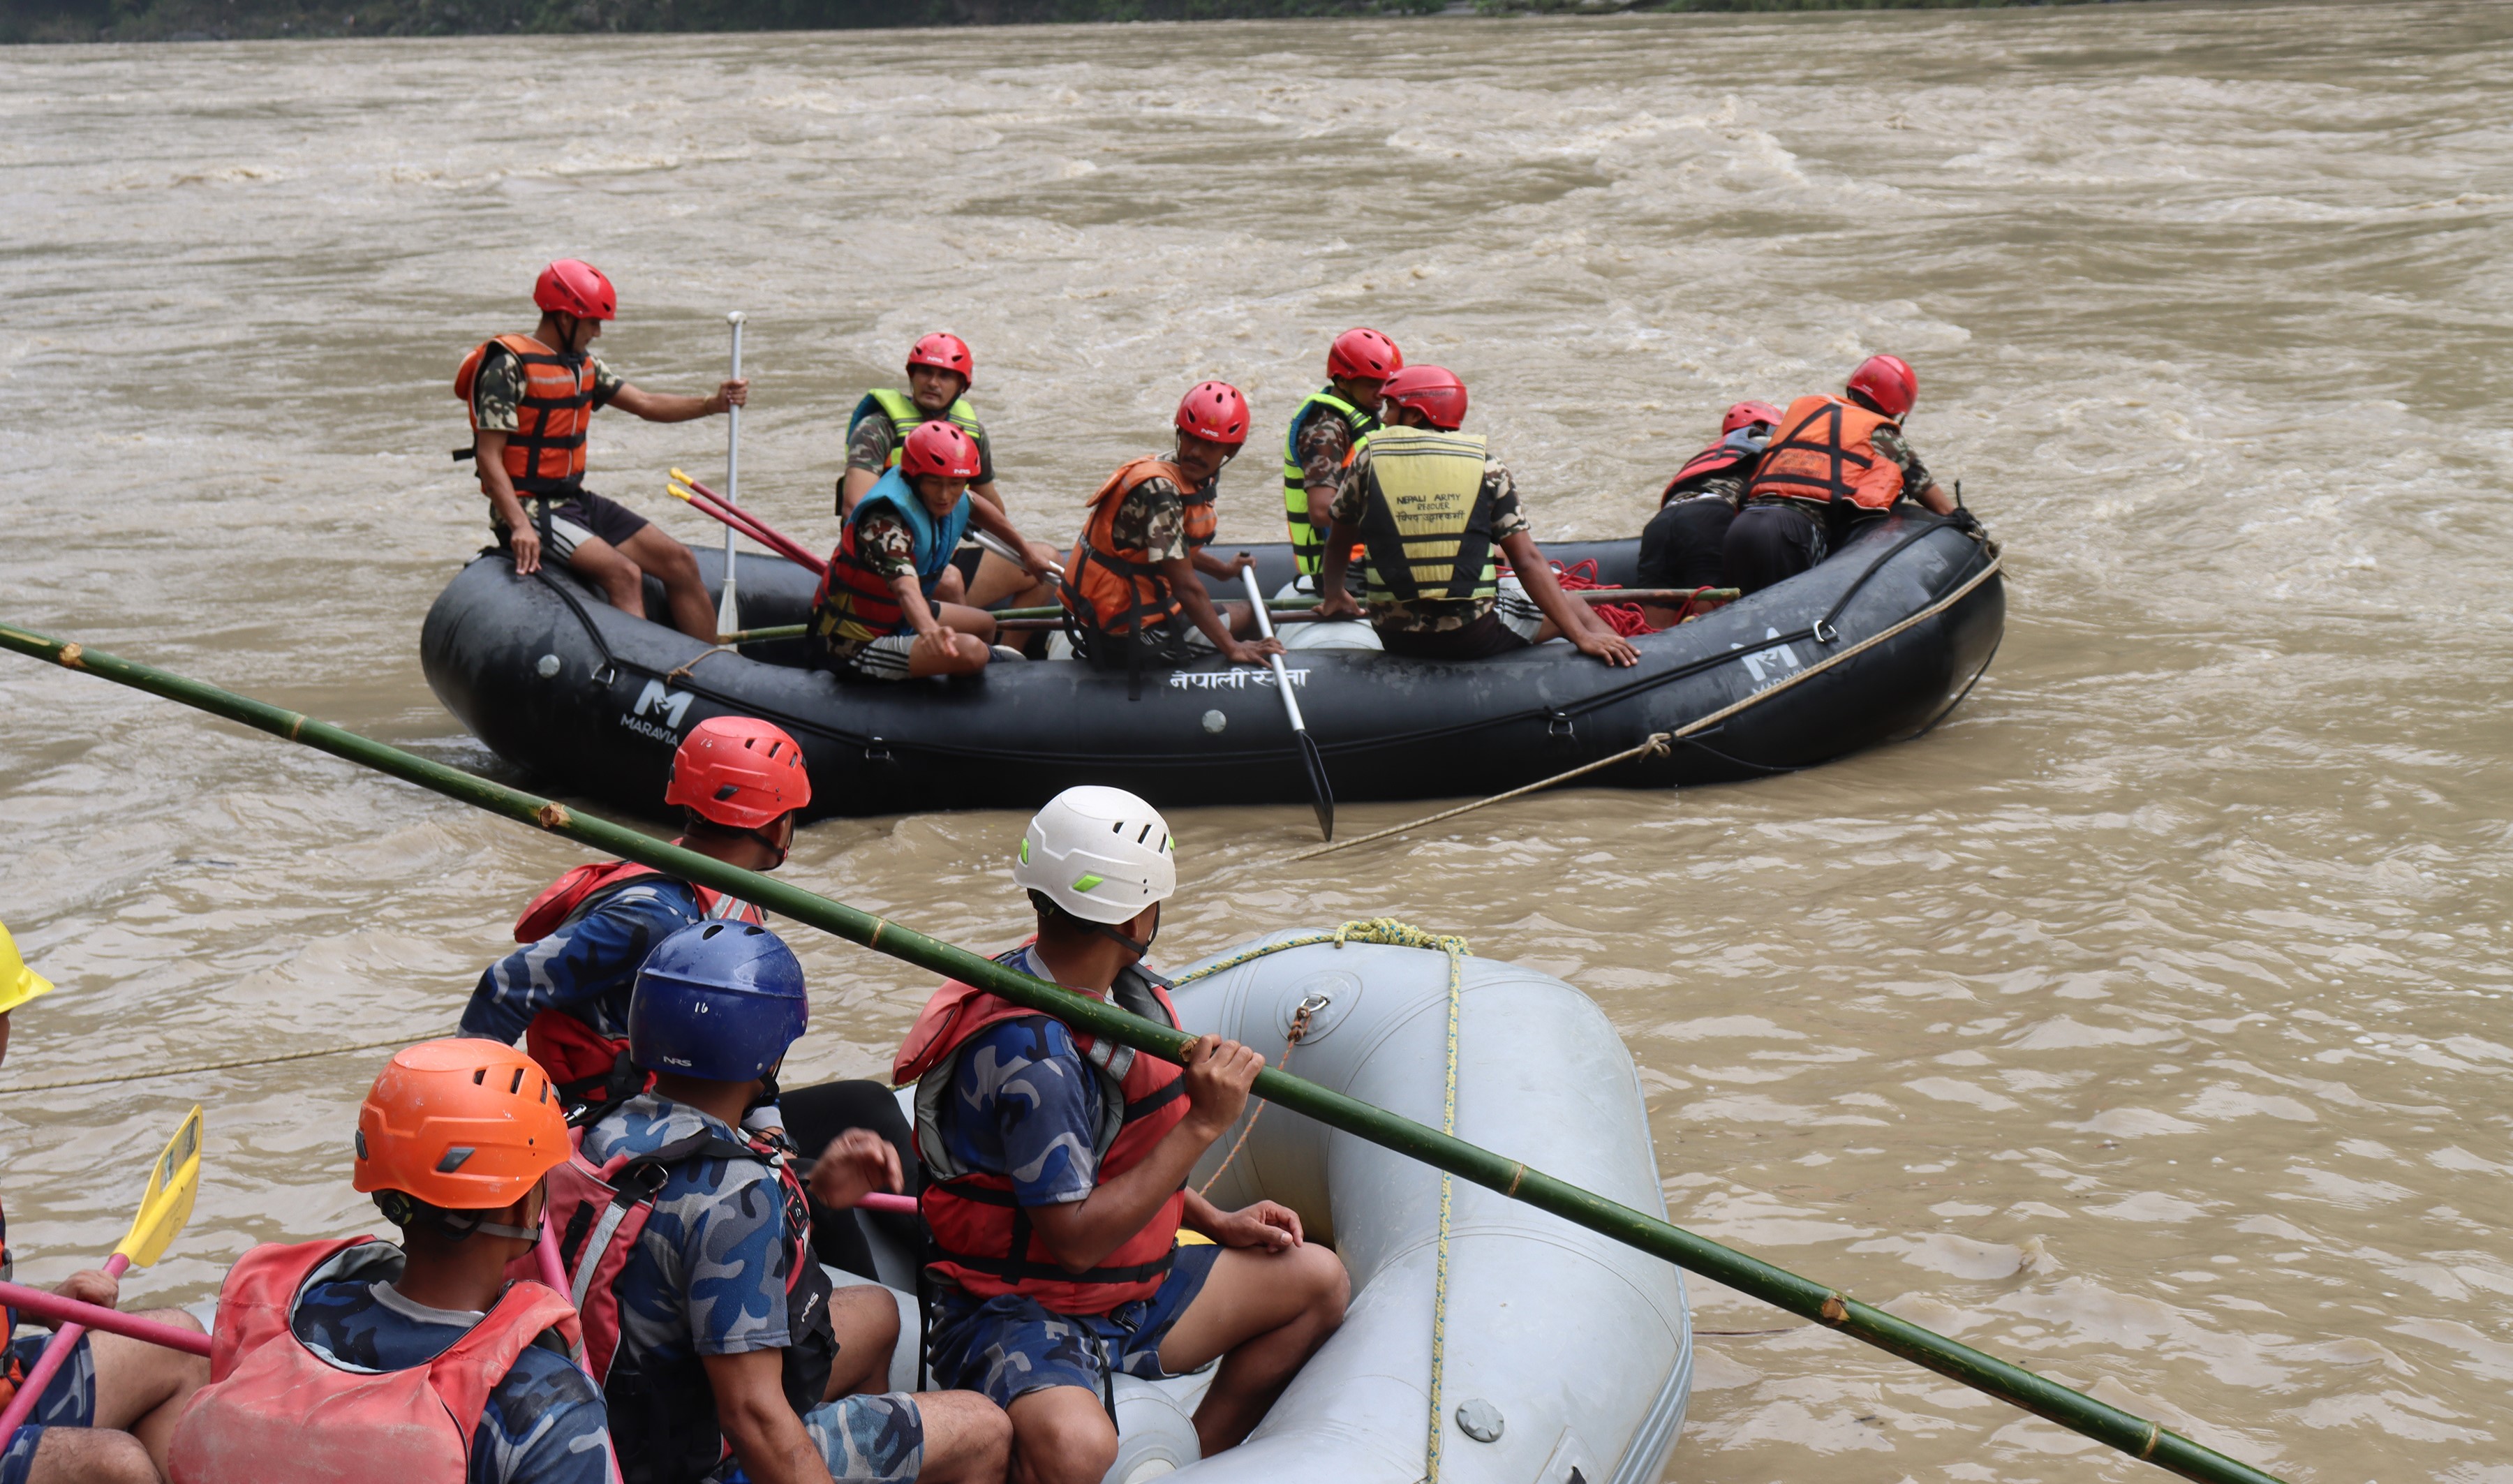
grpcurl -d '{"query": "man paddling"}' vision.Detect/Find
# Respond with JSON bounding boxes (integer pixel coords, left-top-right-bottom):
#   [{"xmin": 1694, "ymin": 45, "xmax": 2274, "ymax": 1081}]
[
  {"xmin": 838, "ymin": 332, "xmax": 1059, "ymax": 609},
  {"xmin": 894, "ymin": 787, "xmax": 1349, "ymax": 1484},
  {"xmin": 552, "ymin": 923, "xmax": 1010, "ymax": 1484},
  {"xmin": 1, "ymin": 919, "xmax": 208, "ymax": 1484},
  {"xmin": 462, "ymin": 716, "xmax": 806, "ymax": 1118},
  {"xmin": 461, "ymin": 258, "xmax": 746, "ymax": 641},
  {"xmin": 1061, "ymin": 381, "xmax": 1284, "ymax": 671},
  {"xmin": 165, "ymin": 1040, "xmax": 614, "ymax": 1484},
  {"xmin": 1720, "ymin": 353, "xmax": 1958, "ymax": 595},
  {"xmin": 1282, "ymin": 327, "xmax": 1402, "ymax": 594},
  {"xmin": 1313, "ymin": 366, "xmax": 1639, "ymax": 666}
]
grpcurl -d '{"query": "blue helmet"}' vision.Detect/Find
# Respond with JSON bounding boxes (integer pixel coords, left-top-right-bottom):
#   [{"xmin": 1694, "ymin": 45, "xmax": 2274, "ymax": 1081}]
[{"xmin": 628, "ymin": 921, "xmax": 810, "ymax": 1083}]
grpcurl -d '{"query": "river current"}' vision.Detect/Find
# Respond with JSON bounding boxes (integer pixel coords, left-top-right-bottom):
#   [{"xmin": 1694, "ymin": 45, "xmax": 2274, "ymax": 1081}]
[{"xmin": 4, "ymin": 2, "xmax": 2510, "ymax": 1478}]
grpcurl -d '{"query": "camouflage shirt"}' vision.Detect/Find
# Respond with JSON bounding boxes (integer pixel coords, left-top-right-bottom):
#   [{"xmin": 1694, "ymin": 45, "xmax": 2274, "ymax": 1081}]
[
  {"xmin": 1868, "ymin": 422, "xmax": 1935, "ymax": 498},
  {"xmin": 817, "ymin": 509, "xmax": 924, "ymax": 660},
  {"xmin": 1292, "ymin": 403, "xmax": 1359, "ymax": 501},
  {"xmin": 845, "ymin": 406, "xmax": 996, "ymax": 485},
  {"xmin": 1330, "ymin": 447, "xmax": 1532, "ymax": 635},
  {"xmin": 468, "ymin": 343, "xmax": 623, "ymax": 435},
  {"xmin": 1105, "ymin": 466, "xmax": 1213, "ymax": 566}
]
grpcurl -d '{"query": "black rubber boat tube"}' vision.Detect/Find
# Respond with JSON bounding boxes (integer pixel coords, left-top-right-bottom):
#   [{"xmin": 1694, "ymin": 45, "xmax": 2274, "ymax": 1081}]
[{"xmin": 0, "ymin": 618, "xmax": 2279, "ymax": 1484}]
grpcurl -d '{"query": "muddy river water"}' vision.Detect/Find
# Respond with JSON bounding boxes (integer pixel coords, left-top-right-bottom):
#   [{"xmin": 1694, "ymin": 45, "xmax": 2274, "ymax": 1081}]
[{"xmin": 4, "ymin": 1, "xmax": 2511, "ymax": 1477}]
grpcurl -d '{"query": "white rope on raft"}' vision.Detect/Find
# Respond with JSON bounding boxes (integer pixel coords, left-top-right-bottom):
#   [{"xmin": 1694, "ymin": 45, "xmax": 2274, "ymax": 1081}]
[{"xmin": 0, "ymin": 1035, "xmax": 425, "ymax": 1095}]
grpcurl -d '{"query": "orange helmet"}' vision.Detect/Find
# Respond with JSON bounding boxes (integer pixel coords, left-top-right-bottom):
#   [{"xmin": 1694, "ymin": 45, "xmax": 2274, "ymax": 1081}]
[{"xmin": 353, "ymin": 1039, "xmax": 568, "ymax": 1212}]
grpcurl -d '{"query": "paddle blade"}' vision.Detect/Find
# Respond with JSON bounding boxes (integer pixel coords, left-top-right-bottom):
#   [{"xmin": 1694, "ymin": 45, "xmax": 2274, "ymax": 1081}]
[
  {"xmin": 115, "ymin": 1104, "xmax": 203, "ymax": 1269},
  {"xmin": 1296, "ymin": 729, "xmax": 1335, "ymax": 841}
]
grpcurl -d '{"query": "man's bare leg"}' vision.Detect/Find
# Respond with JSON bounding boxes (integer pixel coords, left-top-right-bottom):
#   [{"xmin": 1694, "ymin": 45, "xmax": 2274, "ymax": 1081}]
[
  {"xmin": 966, "ymin": 547, "xmax": 1058, "ymax": 611},
  {"xmin": 26, "ymin": 1427, "xmax": 156, "ymax": 1484},
  {"xmin": 909, "ymin": 1390, "xmax": 1014, "ymax": 1484},
  {"xmin": 1157, "ymin": 1243, "xmax": 1349, "ymax": 1455},
  {"xmin": 564, "ymin": 535, "xmax": 647, "ymax": 618},
  {"xmin": 87, "ymin": 1310, "xmax": 210, "ymax": 1475},
  {"xmin": 618, "ymin": 526, "xmax": 718, "ymax": 641},
  {"xmin": 821, "ymin": 1286, "xmax": 901, "ymax": 1400},
  {"xmin": 1005, "ymin": 1386, "xmax": 1117, "ymax": 1484}
]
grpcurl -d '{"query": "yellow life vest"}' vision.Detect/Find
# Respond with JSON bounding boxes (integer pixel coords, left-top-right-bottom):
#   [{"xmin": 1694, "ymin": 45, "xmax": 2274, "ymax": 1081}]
[
  {"xmin": 1280, "ymin": 387, "xmax": 1377, "ymax": 576},
  {"xmin": 1355, "ymin": 427, "xmax": 1500, "ymax": 605}
]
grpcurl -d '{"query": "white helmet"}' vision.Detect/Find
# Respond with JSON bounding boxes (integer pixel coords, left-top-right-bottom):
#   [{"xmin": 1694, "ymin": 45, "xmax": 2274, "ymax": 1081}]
[{"xmin": 1012, "ymin": 786, "xmax": 1177, "ymax": 925}]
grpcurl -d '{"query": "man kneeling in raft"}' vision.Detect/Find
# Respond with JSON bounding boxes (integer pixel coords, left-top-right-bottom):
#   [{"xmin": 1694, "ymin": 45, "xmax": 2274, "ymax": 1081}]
[
  {"xmin": 166, "ymin": 1039, "xmax": 616, "ymax": 1484},
  {"xmin": 812, "ymin": 422, "xmax": 1054, "ymax": 681},
  {"xmin": 894, "ymin": 787, "xmax": 1351, "ymax": 1484},
  {"xmin": 460, "ymin": 258, "xmax": 746, "ymax": 642},
  {"xmin": 1, "ymin": 921, "xmax": 207, "ymax": 1484},
  {"xmin": 1062, "ymin": 381, "xmax": 1284, "ymax": 671},
  {"xmin": 1314, "ymin": 366, "xmax": 1639, "ymax": 667}
]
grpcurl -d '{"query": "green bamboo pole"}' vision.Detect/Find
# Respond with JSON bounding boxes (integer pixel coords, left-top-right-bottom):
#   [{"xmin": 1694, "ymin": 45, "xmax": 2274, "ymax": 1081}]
[{"xmin": 0, "ymin": 618, "xmax": 2281, "ymax": 1484}]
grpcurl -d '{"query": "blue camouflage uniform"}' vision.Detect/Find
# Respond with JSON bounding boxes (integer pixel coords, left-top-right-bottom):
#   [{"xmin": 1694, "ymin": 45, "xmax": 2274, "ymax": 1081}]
[
  {"xmin": 1, "ymin": 1332, "xmax": 96, "ymax": 1484},
  {"xmin": 462, "ymin": 880, "xmax": 716, "ymax": 1046},
  {"xmin": 578, "ymin": 1092, "xmax": 924, "ymax": 1483},
  {"xmin": 921, "ymin": 945, "xmax": 1220, "ymax": 1411}
]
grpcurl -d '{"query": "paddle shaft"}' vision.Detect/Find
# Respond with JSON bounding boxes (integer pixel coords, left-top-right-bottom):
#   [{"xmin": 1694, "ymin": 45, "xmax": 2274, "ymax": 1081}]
[
  {"xmin": 0, "ymin": 1255, "xmax": 128, "ymax": 1436},
  {"xmin": 1243, "ymin": 569, "xmax": 1334, "ymax": 839},
  {"xmin": 0, "ymin": 620, "xmax": 2285, "ymax": 1484},
  {"xmin": 718, "ymin": 313, "xmax": 745, "ymax": 634},
  {"xmin": 0, "ymin": 1277, "xmax": 207, "ymax": 1360}
]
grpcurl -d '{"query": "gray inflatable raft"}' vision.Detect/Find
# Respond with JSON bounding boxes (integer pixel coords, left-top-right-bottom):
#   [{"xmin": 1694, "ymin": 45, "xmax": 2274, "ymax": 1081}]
[{"xmin": 862, "ymin": 933, "xmax": 1691, "ymax": 1484}]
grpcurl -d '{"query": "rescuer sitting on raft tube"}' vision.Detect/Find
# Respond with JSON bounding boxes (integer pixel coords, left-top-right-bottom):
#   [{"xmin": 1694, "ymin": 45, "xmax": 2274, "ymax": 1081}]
[
  {"xmin": 1282, "ymin": 327, "xmax": 1402, "ymax": 596},
  {"xmin": 1633, "ymin": 399, "xmax": 1781, "ymax": 625},
  {"xmin": 1, "ymin": 921, "xmax": 208, "ymax": 1484},
  {"xmin": 894, "ymin": 787, "xmax": 1350, "ymax": 1484},
  {"xmin": 838, "ymin": 332, "xmax": 1062, "ymax": 611},
  {"xmin": 1719, "ymin": 353, "xmax": 1958, "ymax": 596},
  {"xmin": 1060, "ymin": 381, "xmax": 1286, "ymax": 672},
  {"xmin": 812, "ymin": 422, "xmax": 1055, "ymax": 682},
  {"xmin": 1313, "ymin": 367, "xmax": 1641, "ymax": 667},
  {"xmin": 556, "ymin": 922, "xmax": 1009, "ymax": 1484},
  {"xmin": 461, "ymin": 259, "xmax": 748, "ymax": 643},
  {"xmin": 164, "ymin": 1040, "xmax": 615, "ymax": 1484}
]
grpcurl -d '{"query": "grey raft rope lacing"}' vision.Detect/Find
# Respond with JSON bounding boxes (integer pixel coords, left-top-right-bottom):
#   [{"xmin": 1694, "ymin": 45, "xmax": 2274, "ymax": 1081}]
[
  {"xmin": 0, "ymin": 1034, "xmax": 425, "ymax": 1096},
  {"xmin": 1287, "ymin": 551, "xmax": 2004, "ymax": 864},
  {"xmin": 1171, "ymin": 918, "xmax": 1472, "ymax": 1483}
]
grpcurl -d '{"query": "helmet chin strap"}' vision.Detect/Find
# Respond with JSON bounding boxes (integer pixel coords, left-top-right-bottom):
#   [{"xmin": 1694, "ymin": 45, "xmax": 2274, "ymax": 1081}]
[{"xmin": 1090, "ymin": 903, "xmax": 1159, "ymax": 960}]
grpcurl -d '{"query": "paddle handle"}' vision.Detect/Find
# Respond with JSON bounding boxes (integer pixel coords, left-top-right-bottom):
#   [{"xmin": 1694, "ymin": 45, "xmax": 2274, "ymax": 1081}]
[
  {"xmin": 718, "ymin": 313, "xmax": 746, "ymax": 635},
  {"xmin": 855, "ymin": 1191, "xmax": 916, "ymax": 1215},
  {"xmin": 0, "ymin": 1256, "xmax": 131, "ymax": 1437},
  {"xmin": 1241, "ymin": 568, "xmax": 1310, "ymax": 732},
  {"xmin": 0, "ymin": 1276, "xmax": 206, "ymax": 1365},
  {"xmin": 972, "ymin": 528, "xmax": 1062, "ymax": 581}
]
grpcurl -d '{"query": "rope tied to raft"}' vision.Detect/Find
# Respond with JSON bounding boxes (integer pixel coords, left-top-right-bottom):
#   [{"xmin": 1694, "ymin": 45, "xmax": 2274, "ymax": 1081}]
[
  {"xmin": 0, "ymin": 1034, "xmax": 428, "ymax": 1096},
  {"xmin": 1287, "ymin": 551, "xmax": 2003, "ymax": 864}
]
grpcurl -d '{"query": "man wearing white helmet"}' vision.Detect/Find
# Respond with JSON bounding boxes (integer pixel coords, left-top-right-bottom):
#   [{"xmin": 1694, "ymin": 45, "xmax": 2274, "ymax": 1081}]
[{"xmin": 891, "ymin": 788, "xmax": 1349, "ymax": 1484}]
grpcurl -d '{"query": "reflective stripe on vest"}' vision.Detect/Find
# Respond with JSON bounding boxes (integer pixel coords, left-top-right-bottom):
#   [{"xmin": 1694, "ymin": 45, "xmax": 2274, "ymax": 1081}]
[
  {"xmin": 1744, "ymin": 394, "xmax": 1906, "ymax": 512},
  {"xmin": 456, "ymin": 334, "xmax": 597, "ymax": 496},
  {"xmin": 894, "ymin": 951, "xmax": 1193, "ymax": 1314},
  {"xmin": 166, "ymin": 1238, "xmax": 580, "ymax": 1484},
  {"xmin": 1281, "ymin": 389, "xmax": 1379, "ymax": 575},
  {"xmin": 811, "ymin": 470, "xmax": 976, "ymax": 646},
  {"xmin": 1062, "ymin": 457, "xmax": 1216, "ymax": 641},
  {"xmin": 1356, "ymin": 427, "xmax": 1500, "ymax": 606},
  {"xmin": 848, "ymin": 389, "xmax": 984, "ymax": 470}
]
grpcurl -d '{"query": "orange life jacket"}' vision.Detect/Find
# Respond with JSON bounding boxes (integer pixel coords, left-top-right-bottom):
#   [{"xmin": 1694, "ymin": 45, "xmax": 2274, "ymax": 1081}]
[
  {"xmin": 166, "ymin": 1238, "xmax": 580, "ymax": 1484},
  {"xmin": 892, "ymin": 949, "xmax": 1193, "ymax": 1314},
  {"xmin": 1661, "ymin": 432, "xmax": 1761, "ymax": 506},
  {"xmin": 455, "ymin": 334, "xmax": 600, "ymax": 496},
  {"xmin": 511, "ymin": 858, "xmax": 762, "ymax": 1111},
  {"xmin": 1061, "ymin": 459, "xmax": 1217, "ymax": 642},
  {"xmin": 1745, "ymin": 394, "xmax": 1907, "ymax": 512}
]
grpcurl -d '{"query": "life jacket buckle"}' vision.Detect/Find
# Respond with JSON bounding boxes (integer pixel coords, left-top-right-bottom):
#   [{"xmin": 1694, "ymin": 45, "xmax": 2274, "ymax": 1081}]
[
  {"xmin": 1546, "ymin": 711, "xmax": 1575, "ymax": 739},
  {"xmin": 865, "ymin": 737, "xmax": 892, "ymax": 762},
  {"xmin": 1811, "ymin": 618, "xmax": 1839, "ymax": 644}
]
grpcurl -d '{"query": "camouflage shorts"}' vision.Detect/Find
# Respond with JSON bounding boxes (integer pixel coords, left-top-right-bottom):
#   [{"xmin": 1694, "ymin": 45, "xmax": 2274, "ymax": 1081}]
[
  {"xmin": 2, "ymin": 1330, "xmax": 96, "ymax": 1484},
  {"xmin": 801, "ymin": 1390, "xmax": 924, "ymax": 1483},
  {"xmin": 926, "ymin": 1242, "xmax": 1221, "ymax": 1409}
]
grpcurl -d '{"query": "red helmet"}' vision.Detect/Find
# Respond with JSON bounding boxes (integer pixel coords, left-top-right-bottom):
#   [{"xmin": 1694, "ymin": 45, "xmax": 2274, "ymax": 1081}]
[
  {"xmin": 907, "ymin": 332, "xmax": 974, "ymax": 384},
  {"xmin": 1846, "ymin": 355, "xmax": 1917, "ymax": 419},
  {"xmin": 1381, "ymin": 365, "xmax": 1469, "ymax": 431},
  {"xmin": 1326, "ymin": 327, "xmax": 1404, "ymax": 384},
  {"xmin": 900, "ymin": 420, "xmax": 984, "ymax": 481},
  {"xmin": 533, "ymin": 260, "xmax": 616, "ymax": 321},
  {"xmin": 665, "ymin": 716, "xmax": 812, "ymax": 830},
  {"xmin": 1722, "ymin": 401, "xmax": 1784, "ymax": 435},
  {"xmin": 1174, "ymin": 380, "xmax": 1250, "ymax": 448}
]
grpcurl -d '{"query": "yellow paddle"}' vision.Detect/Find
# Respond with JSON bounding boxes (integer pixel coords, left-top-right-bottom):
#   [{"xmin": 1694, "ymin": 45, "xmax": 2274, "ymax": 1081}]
[{"xmin": 0, "ymin": 1105, "xmax": 202, "ymax": 1437}]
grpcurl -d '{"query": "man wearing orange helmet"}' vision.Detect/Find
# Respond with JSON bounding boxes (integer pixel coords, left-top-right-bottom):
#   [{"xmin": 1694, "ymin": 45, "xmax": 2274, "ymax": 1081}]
[
  {"xmin": 1314, "ymin": 366, "xmax": 1638, "ymax": 667},
  {"xmin": 462, "ymin": 716, "xmax": 811, "ymax": 1118},
  {"xmin": 2, "ymin": 920, "xmax": 208, "ymax": 1484},
  {"xmin": 1060, "ymin": 382, "xmax": 1285, "ymax": 671},
  {"xmin": 812, "ymin": 422, "xmax": 1052, "ymax": 683},
  {"xmin": 838, "ymin": 333, "xmax": 1056, "ymax": 610},
  {"xmin": 459, "ymin": 259, "xmax": 749, "ymax": 642},
  {"xmin": 1280, "ymin": 327, "xmax": 1402, "ymax": 593},
  {"xmin": 1721, "ymin": 354, "xmax": 1957, "ymax": 595},
  {"xmin": 165, "ymin": 1040, "xmax": 614, "ymax": 1484}
]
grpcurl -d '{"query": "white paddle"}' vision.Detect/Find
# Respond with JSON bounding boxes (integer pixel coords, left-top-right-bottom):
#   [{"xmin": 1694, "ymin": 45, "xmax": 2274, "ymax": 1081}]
[{"xmin": 716, "ymin": 311, "xmax": 744, "ymax": 636}]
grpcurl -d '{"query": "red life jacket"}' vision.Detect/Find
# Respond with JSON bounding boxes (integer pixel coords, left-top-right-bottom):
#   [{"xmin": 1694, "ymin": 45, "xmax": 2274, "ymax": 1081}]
[
  {"xmin": 455, "ymin": 334, "xmax": 600, "ymax": 496},
  {"xmin": 511, "ymin": 858, "xmax": 763, "ymax": 1110},
  {"xmin": 1660, "ymin": 434, "xmax": 1759, "ymax": 506},
  {"xmin": 166, "ymin": 1238, "xmax": 579, "ymax": 1484},
  {"xmin": 533, "ymin": 1122, "xmax": 836, "ymax": 1484},
  {"xmin": 1745, "ymin": 394, "xmax": 1908, "ymax": 512},
  {"xmin": 891, "ymin": 948, "xmax": 1192, "ymax": 1314},
  {"xmin": 1062, "ymin": 457, "xmax": 1220, "ymax": 643},
  {"xmin": 0, "ymin": 1196, "xmax": 20, "ymax": 1413}
]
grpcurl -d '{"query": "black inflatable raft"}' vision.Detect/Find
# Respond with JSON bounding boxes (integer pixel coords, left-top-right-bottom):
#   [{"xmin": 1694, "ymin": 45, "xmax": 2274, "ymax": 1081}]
[{"xmin": 420, "ymin": 515, "xmax": 2003, "ymax": 820}]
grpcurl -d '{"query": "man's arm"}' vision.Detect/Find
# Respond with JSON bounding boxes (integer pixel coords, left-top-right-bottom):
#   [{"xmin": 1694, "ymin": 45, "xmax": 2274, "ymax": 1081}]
[
  {"xmin": 609, "ymin": 378, "xmax": 748, "ymax": 424},
  {"xmin": 471, "ymin": 429, "xmax": 544, "ymax": 575},
  {"xmin": 1164, "ymin": 555, "xmax": 1277, "ymax": 666},
  {"xmin": 965, "ymin": 496, "xmax": 1053, "ymax": 580},
  {"xmin": 458, "ymin": 893, "xmax": 688, "ymax": 1042},
  {"xmin": 1917, "ymin": 481, "xmax": 1956, "ymax": 515},
  {"xmin": 703, "ymin": 1349, "xmax": 833, "ymax": 1484},
  {"xmin": 887, "ymin": 571, "xmax": 950, "ymax": 641},
  {"xmin": 1497, "ymin": 531, "xmax": 1638, "ymax": 667},
  {"xmin": 968, "ymin": 478, "xmax": 1009, "ymax": 517},
  {"xmin": 1025, "ymin": 1035, "xmax": 1263, "ymax": 1272},
  {"xmin": 838, "ymin": 466, "xmax": 880, "ymax": 516},
  {"xmin": 1313, "ymin": 519, "xmax": 1365, "ymax": 619}
]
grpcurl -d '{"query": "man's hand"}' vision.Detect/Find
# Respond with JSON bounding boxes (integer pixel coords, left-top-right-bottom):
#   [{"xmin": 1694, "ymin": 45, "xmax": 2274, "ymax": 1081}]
[
  {"xmin": 1576, "ymin": 628, "xmax": 1640, "ymax": 667},
  {"xmin": 808, "ymin": 1129, "xmax": 903, "ymax": 1212},
  {"xmin": 52, "ymin": 1268, "xmax": 120, "ymax": 1319},
  {"xmin": 1206, "ymin": 1201, "xmax": 1303, "ymax": 1252},
  {"xmin": 1313, "ymin": 588, "xmax": 1363, "ymax": 621},
  {"xmin": 705, "ymin": 378, "xmax": 751, "ymax": 415},
  {"xmin": 1232, "ymin": 551, "xmax": 1258, "ymax": 577},
  {"xmin": 1180, "ymin": 1034, "xmax": 1264, "ymax": 1138},
  {"xmin": 1221, "ymin": 637, "xmax": 1284, "ymax": 667},
  {"xmin": 509, "ymin": 523, "xmax": 544, "ymax": 575}
]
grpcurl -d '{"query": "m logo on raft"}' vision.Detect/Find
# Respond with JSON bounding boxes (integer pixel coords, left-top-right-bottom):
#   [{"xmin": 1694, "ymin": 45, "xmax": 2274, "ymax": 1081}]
[{"xmin": 623, "ymin": 680, "xmax": 695, "ymax": 743}]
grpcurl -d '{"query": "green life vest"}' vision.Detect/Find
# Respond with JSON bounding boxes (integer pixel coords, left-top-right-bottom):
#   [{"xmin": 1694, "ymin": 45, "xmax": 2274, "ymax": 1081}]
[
  {"xmin": 1280, "ymin": 387, "xmax": 1379, "ymax": 576},
  {"xmin": 1356, "ymin": 427, "xmax": 1500, "ymax": 606},
  {"xmin": 850, "ymin": 388, "xmax": 985, "ymax": 470}
]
